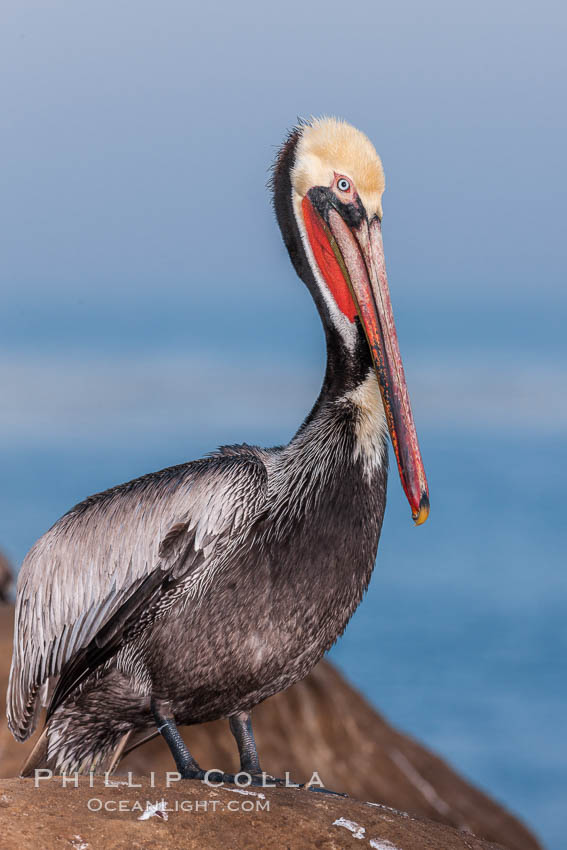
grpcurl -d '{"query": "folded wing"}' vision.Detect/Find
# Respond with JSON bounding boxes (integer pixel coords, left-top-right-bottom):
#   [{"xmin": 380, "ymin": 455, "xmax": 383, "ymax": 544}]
[{"xmin": 7, "ymin": 450, "xmax": 268, "ymax": 741}]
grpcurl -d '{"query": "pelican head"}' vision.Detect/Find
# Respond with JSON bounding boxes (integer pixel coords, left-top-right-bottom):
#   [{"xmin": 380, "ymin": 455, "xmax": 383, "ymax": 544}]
[{"xmin": 274, "ymin": 116, "xmax": 429, "ymax": 525}]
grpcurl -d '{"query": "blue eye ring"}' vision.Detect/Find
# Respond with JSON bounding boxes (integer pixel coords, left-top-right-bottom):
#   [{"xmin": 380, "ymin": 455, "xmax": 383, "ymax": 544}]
[{"xmin": 337, "ymin": 177, "xmax": 351, "ymax": 192}]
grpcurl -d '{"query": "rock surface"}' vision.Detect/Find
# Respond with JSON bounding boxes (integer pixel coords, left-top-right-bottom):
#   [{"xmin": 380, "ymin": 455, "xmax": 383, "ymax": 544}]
[
  {"xmin": 0, "ymin": 775, "xmax": 509, "ymax": 850},
  {"xmin": 0, "ymin": 551, "xmax": 13, "ymax": 603},
  {"xmin": 0, "ymin": 605, "xmax": 542, "ymax": 850}
]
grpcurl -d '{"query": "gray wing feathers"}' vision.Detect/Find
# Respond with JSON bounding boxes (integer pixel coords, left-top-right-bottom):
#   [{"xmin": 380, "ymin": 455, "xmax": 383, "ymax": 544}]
[{"xmin": 7, "ymin": 454, "xmax": 267, "ymax": 740}]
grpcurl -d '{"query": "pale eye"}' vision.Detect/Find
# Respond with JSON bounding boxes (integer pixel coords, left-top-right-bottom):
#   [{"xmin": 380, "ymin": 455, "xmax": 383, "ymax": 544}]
[{"xmin": 337, "ymin": 177, "xmax": 351, "ymax": 192}]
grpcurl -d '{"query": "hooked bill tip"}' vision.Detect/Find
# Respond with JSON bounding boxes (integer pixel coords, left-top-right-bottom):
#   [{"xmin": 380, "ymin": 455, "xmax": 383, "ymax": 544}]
[{"xmin": 412, "ymin": 493, "xmax": 430, "ymax": 526}]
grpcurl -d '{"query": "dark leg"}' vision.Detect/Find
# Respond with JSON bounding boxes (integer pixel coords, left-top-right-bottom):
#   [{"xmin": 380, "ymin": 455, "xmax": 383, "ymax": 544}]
[
  {"xmin": 228, "ymin": 711, "xmax": 294, "ymax": 787},
  {"xmin": 152, "ymin": 700, "xmax": 345, "ymax": 792},
  {"xmin": 151, "ymin": 698, "xmax": 205, "ymax": 779},
  {"xmin": 229, "ymin": 711, "xmax": 261, "ymax": 774},
  {"xmin": 228, "ymin": 709, "xmax": 347, "ymax": 796}
]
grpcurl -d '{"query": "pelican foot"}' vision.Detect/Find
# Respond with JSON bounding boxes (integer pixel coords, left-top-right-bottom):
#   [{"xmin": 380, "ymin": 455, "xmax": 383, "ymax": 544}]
[
  {"xmin": 302, "ymin": 784, "xmax": 348, "ymax": 797},
  {"xmin": 202, "ymin": 770, "xmax": 283, "ymax": 787},
  {"xmin": 253, "ymin": 774, "xmax": 294, "ymax": 787},
  {"xmin": 180, "ymin": 767, "xmax": 207, "ymax": 781}
]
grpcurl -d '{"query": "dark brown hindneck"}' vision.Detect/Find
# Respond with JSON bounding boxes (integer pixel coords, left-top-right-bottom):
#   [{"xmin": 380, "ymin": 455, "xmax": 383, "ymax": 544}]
[{"xmin": 271, "ymin": 127, "xmax": 374, "ymax": 428}]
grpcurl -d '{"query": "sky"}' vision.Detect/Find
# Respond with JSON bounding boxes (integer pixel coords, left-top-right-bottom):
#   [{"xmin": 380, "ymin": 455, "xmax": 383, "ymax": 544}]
[{"xmin": 1, "ymin": 1, "xmax": 566, "ymax": 847}]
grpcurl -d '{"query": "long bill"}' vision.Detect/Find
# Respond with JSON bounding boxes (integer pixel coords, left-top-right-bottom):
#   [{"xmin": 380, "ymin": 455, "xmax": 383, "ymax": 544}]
[{"xmin": 326, "ymin": 206, "xmax": 430, "ymax": 525}]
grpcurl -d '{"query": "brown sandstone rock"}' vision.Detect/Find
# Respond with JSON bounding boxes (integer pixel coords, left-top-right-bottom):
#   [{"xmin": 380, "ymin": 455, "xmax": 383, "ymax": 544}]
[{"xmin": 0, "ymin": 775, "xmax": 509, "ymax": 850}]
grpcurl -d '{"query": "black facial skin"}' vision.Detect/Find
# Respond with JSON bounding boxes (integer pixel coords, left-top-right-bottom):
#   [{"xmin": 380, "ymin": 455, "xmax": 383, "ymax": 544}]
[{"xmin": 306, "ymin": 185, "xmax": 366, "ymax": 230}]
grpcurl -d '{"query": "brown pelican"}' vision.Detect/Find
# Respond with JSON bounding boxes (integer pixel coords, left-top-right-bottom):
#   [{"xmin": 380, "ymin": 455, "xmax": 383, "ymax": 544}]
[{"xmin": 7, "ymin": 118, "xmax": 429, "ymax": 781}]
